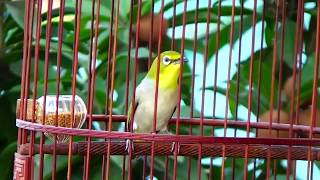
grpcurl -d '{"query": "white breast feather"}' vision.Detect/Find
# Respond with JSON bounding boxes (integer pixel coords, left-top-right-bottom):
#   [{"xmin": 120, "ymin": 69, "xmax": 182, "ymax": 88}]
[{"xmin": 132, "ymin": 78, "xmax": 178, "ymax": 133}]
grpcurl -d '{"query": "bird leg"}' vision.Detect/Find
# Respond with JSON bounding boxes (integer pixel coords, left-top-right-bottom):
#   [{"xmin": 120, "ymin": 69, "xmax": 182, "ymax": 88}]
[
  {"xmin": 171, "ymin": 142, "xmax": 180, "ymax": 153},
  {"xmin": 125, "ymin": 139, "xmax": 134, "ymax": 153},
  {"xmin": 158, "ymin": 127, "xmax": 180, "ymax": 153}
]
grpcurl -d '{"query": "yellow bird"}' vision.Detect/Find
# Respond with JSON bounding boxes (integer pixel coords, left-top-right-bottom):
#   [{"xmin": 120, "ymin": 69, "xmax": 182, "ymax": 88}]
[{"xmin": 126, "ymin": 51, "xmax": 186, "ymax": 151}]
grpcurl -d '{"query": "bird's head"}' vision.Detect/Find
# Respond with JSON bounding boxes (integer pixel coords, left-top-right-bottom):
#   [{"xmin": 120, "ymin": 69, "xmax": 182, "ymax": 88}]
[{"xmin": 147, "ymin": 51, "xmax": 187, "ymax": 89}]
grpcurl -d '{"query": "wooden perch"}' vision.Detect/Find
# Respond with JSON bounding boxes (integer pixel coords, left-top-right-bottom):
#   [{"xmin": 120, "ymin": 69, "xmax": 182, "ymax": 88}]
[{"xmin": 18, "ymin": 141, "xmax": 320, "ymax": 160}]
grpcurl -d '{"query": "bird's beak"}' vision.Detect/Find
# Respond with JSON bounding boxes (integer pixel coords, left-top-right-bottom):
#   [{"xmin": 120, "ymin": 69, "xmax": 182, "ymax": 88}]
[{"xmin": 173, "ymin": 56, "xmax": 188, "ymax": 64}]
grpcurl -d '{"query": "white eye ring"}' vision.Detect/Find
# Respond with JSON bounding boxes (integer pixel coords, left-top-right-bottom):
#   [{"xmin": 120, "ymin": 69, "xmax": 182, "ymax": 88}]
[{"xmin": 162, "ymin": 56, "xmax": 171, "ymax": 65}]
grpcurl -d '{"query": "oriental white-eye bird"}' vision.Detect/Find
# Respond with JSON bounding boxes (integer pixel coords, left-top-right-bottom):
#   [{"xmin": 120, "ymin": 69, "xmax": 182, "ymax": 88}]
[{"xmin": 126, "ymin": 51, "xmax": 186, "ymax": 151}]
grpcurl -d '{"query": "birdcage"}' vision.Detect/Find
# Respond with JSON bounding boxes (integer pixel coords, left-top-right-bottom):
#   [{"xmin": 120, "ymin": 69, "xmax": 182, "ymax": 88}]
[{"xmin": 13, "ymin": 0, "xmax": 320, "ymax": 179}]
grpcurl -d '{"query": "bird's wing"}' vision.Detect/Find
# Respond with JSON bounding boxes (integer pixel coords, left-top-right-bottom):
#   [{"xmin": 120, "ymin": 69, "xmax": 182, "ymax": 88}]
[
  {"xmin": 170, "ymin": 106, "xmax": 177, "ymax": 120},
  {"xmin": 127, "ymin": 99, "xmax": 139, "ymax": 132}
]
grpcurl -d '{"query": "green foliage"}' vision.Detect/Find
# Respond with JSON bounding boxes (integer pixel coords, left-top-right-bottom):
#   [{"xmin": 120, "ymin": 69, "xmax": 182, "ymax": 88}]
[
  {"xmin": 1, "ymin": 0, "xmax": 319, "ymax": 179},
  {"xmin": 213, "ymin": 5, "xmax": 320, "ymax": 119}
]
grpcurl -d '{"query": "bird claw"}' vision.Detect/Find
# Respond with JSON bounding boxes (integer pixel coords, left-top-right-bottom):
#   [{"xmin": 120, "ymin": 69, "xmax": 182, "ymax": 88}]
[
  {"xmin": 171, "ymin": 142, "xmax": 180, "ymax": 154},
  {"xmin": 125, "ymin": 139, "xmax": 134, "ymax": 153}
]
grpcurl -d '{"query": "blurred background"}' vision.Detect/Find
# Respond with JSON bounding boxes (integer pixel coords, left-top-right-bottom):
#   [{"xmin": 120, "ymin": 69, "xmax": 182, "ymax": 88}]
[{"xmin": 1, "ymin": 0, "xmax": 320, "ymax": 179}]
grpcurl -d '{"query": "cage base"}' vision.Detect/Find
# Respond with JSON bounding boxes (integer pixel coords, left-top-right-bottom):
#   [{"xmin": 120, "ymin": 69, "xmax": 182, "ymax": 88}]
[{"xmin": 13, "ymin": 153, "xmax": 32, "ymax": 180}]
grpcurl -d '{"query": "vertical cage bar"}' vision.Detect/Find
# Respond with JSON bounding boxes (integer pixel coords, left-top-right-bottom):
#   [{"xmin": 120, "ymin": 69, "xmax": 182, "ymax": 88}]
[
  {"xmin": 18, "ymin": 0, "xmax": 30, "ymax": 147},
  {"xmin": 256, "ymin": 0, "xmax": 266, "ymax": 137},
  {"xmin": 232, "ymin": 0, "xmax": 245, "ymax": 178},
  {"xmin": 267, "ymin": 0, "xmax": 281, "ymax": 178},
  {"xmin": 23, "ymin": 0, "xmax": 35, "ymax": 146},
  {"xmin": 221, "ymin": 0, "xmax": 236, "ymax": 179},
  {"xmin": 275, "ymin": 1, "xmax": 287, "ymax": 177},
  {"xmin": 307, "ymin": 1, "xmax": 320, "ymax": 179},
  {"xmin": 210, "ymin": 0, "xmax": 222, "ymax": 179},
  {"xmin": 128, "ymin": 0, "xmax": 143, "ymax": 179},
  {"xmin": 254, "ymin": 0, "xmax": 266, "ymax": 178},
  {"xmin": 106, "ymin": 0, "xmax": 120, "ymax": 179},
  {"xmin": 167, "ymin": 1, "xmax": 177, "ymax": 178},
  {"xmin": 29, "ymin": 0, "xmax": 43, "ymax": 178},
  {"xmin": 83, "ymin": 0, "xmax": 96, "ymax": 177},
  {"xmin": 173, "ymin": 0, "xmax": 187, "ymax": 179},
  {"xmin": 171, "ymin": 0, "xmax": 177, "ymax": 50},
  {"xmin": 288, "ymin": 0, "xmax": 304, "ymax": 179},
  {"xmin": 102, "ymin": 0, "xmax": 114, "ymax": 178},
  {"xmin": 294, "ymin": 2, "xmax": 305, "ymax": 178},
  {"xmin": 151, "ymin": 0, "xmax": 166, "ymax": 179},
  {"xmin": 189, "ymin": 0, "xmax": 200, "ymax": 179},
  {"xmin": 244, "ymin": 0, "xmax": 258, "ymax": 179},
  {"xmin": 273, "ymin": 1, "xmax": 291, "ymax": 178},
  {"xmin": 146, "ymin": 1, "xmax": 155, "ymax": 177},
  {"xmin": 85, "ymin": 0, "xmax": 101, "ymax": 178},
  {"xmin": 52, "ymin": 0, "xmax": 66, "ymax": 178},
  {"xmin": 123, "ymin": 0, "xmax": 134, "ymax": 179},
  {"xmin": 19, "ymin": 0, "xmax": 30, "ymax": 147},
  {"xmin": 147, "ymin": 0, "xmax": 155, "ymax": 69},
  {"xmin": 24, "ymin": 0, "xmax": 35, "ymax": 178},
  {"xmin": 67, "ymin": 0, "xmax": 82, "ymax": 178},
  {"xmin": 83, "ymin": 0, "xmax": 96, "ymax": 176},
  {"xmin": 38, "ymin": 0, "xmax": 54, "ymax": 179},
  {"xmin": 198, "ymin": 0, "xmax": 212, "ymax": 179}
]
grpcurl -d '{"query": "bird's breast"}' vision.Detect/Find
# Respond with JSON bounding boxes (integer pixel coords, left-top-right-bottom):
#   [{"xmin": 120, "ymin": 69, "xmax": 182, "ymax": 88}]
[{"xmin": 133, "ymin": 78, "xmax": 178, "ymax": 133}]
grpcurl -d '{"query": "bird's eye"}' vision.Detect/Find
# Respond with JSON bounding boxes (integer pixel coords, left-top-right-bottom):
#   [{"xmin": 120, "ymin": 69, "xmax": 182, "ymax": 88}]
[{"xmin": 162, "ymin": 56, "xmax": 171, "ymax": 65}]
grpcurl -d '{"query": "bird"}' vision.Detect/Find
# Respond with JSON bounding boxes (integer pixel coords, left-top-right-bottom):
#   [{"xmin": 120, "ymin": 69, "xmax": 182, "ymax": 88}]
[{"xmin": 126, "ymin": 51, "xmax": 187, "ymax": 152}]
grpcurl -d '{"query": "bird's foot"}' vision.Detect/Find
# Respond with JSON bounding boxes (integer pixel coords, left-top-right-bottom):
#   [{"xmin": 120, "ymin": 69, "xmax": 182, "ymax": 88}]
[
  {"xmin": 158, "ymin": 128, "xmax": 170, "ymax": 134},
  {"xmin": 158, "ymin": 128, "xmax": 180, "ymax": 153},
  {"xmin": 171, "ymin": 141, "xmax": 180, "ymax": 154},
  {"xmin": 125, "ymin": 139, "xmax": 134, "ymax": 153}
]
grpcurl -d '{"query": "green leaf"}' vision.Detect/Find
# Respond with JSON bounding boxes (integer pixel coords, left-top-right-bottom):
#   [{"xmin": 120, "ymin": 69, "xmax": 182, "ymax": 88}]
[
  {"xmin": 93, "ymin": 76, "xmax": 107, "ymax": 111},
  {"xmin": 211, "ymin": 81, "xmax": 268, "ymax": 116},
  {"xmin": 212, "ymin": 5, "xmax": 253, "ymax": 16},
  {"xmin": 119, "ymin": 0, "xmax": 131, "ymax": 20},
  {"xmin": 164, "ymin": 157, "xmax": 207, "ymax": 180},
  {"xmin": 117, "ymin": 27, "xmax": 129, "ymax": 45},
  {"xmin": 206, "ymin": 157, "xmax": 258, "ymax": 179},
  {"xmin": 97, "ymin": 29, "xmax": 110, "ymax": 49},
  {"xmin": 235, "ymin": 48, "xmax": 277, "ymax": 108},
  {"xmin": 37, "ymin": 38, "xmax": 74, "ymax": 68},
  {"xmin": 181, "ymin": 65, "xmax": 192, "ymax": 105},
  {"xmin": 163, "ymin": 0, "xmax": 185, "ymax": 12},
  {"xmin": 37, "ymin": 155, "xmax": 83, "ymax": 180},
  {"xmin": 207, "ymin": 48, "xmax": 275, "ymax": 115},
  {"xmin": 229, "ymin": 98, "xmax": 238, "ymax": 118},
  {"xmin": 141, "ymin": 0, "xmax": 152, "ymax": 17},
  {"xmin": 172, "ymin": 105, "xmax": 200, "ymax": 118},
  {"xmin": 80, "ymin": 0, "xmax": 111, "ymax": 17},
  {"xmin": 305, "ymin": 8, "xmax": 318, "ymax": 16},
  {"xmin": 0, "ymin": 142, "xmax": 17, "ymax": 180},
  {"xmin": 301, "ymin": 54, "xmax": 320, "ymax": 83},
  {"xmin": 276, "ymin": 19, "xmax": 296, "ymax": 69},
  {"xmin": 207, "ymin": 15, "xmax": 260, "ymax": 60},
  {"xmin": 5, "ymin": 1, "xmax": 25, "ymax": 29},
  {"xmin": 265, "ymin": 17, "xmax": 275, "ymax": 47},
  {"xmin": 168, "ymin": 8, "xmax": 218, "ymax": 27},
  {"xmin": 78, "ymin": 15, "xmax": 110, "ymax": 44},
  {"xmin": 298, "ymin": 53, "xmax": 320, "ymax": 107},
  {"xmin": 162, "ymin": 36, "xmax": 206, "ymax": 53}
]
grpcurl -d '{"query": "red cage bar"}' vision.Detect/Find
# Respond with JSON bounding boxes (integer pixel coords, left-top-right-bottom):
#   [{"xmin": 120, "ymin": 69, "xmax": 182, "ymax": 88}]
[{"xmin": 13, "ymin": 0, "xmax": 320, "ymax": 179}]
